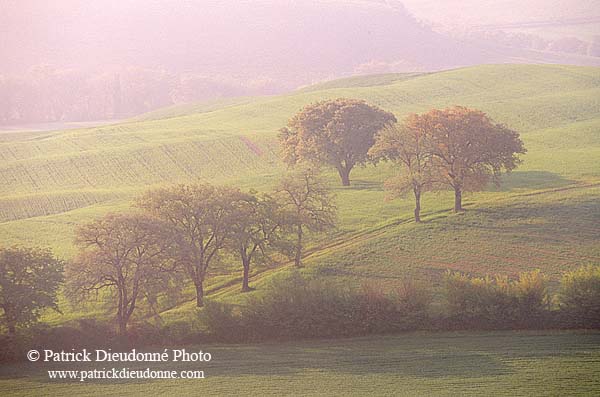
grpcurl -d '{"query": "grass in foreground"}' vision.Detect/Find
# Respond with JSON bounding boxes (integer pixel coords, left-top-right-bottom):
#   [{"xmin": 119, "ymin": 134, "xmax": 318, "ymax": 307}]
[{"xmin": 0, "ymin": 331, "xmax": 599, "ymax": 396}]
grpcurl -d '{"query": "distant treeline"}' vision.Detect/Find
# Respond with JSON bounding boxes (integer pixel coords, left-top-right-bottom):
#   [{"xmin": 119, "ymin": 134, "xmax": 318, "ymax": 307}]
[
  {"xmin": 459, "ymin": 30, "xmax": 600, "ymax": 58},
  {"xmin": 0, "ymin": 66, "xmax": 283, "ymax": 125}
]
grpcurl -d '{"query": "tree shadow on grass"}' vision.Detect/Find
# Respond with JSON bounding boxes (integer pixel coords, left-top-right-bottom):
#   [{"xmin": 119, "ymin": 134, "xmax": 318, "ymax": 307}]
[
  {"xmin": 461, "ymin": 197, "xmax": 599, "ymax": 239},
  {"xmin": 341, "ymin": 180, "xmax": 383, "ymax": 192},
  {"xmin": 487, "ymin": 171, "xmax": 574, "ymax": 192}
]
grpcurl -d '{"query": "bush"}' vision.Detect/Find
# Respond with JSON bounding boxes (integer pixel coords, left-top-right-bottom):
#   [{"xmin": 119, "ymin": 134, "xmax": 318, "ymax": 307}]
[
  {"xmin": 159, "ymin": 320, "xmax": 199, "ymax": 344},
  {"xmin": 511, "ymin": 270, "xmax": 550, "ymax": 323},
  {"xmin": 202, "ymin": 272, "xmax": 432, "ymax": 342},
  {"xmin": 200, "ymin": 300, "xmax": 244, "ymax": 342},
  {"xmin": 0, "ymin": 319, "xmax": 116, "ymax": 363},
  {"xmin": 352, "ymin": 284, "xmax": 398, "ymax": 334},
  {"xmin": 0, "ymin": 335, "xmax": 25, "ymax": 362},
  {"xmin": 558, "ymin": 265, "xmax": 600, "ymax": 328},
  {"xmin": 393, "ymin": 279, "xmax": 432, "ymax": 329},
  {"xmin": 444, "ymin": 270, "xmax": 550, "ymax": 329},
  {"xmin": 240, "ymin": 272, "xmax": 356, "ymax": 340}
]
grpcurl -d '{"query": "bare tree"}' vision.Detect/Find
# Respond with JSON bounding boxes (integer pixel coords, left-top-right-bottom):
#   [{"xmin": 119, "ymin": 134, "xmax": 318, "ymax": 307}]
[
  {"xmin": 68, "ymin": 213, "xmax": 171, "ymax": 335},
  {"xmin": 369, "ymin": 119, "xmax": 439, "ymax": 222},
  {"xmin": 137, "ymin": 184, "xmax": 245, "ymax": 307},
  {"xmin": 276, "ymin": 168, "xmax": 336, "ymax": 267},
  {"xmin": 228, "ymin": 192, "xmax": 283, "ymax": 292}
]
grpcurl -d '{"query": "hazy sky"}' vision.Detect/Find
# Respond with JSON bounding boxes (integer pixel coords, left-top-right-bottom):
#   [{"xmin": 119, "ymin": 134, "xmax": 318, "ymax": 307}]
[
  {"xmin": 2, "ymin": 0, "xmax": 598, "ymax": 77},
  {"xmin": 1, "ymin": 0, "xmax": 599, "ymax": 124}
]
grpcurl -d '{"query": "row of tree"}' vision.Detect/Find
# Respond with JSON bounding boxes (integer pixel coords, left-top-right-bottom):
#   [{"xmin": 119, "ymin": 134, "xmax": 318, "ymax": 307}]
[
  {"xmin": 0, "ymin": 169, "xmax": 337, "ymax": 336},
  {"xmin": 280, "ymin": 99, "xmax": 526, "ymax": 221},
  {"xmin": 68, "ymin": 170, "xmax": 335, "ymax": 334},
  {"xmin": 1, "ymin": 99, "xmax": 526, "ymax": 336}
]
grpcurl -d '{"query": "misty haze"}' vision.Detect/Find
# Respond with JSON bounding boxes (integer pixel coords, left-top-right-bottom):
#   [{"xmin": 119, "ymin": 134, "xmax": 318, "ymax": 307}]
[
  {"xmin": 1, "ymin": 2, "xmax": 600, "ymax": 396},
  {"xmin": 1, "ymin": 0, "xmax": 599, "ymax": 126}
]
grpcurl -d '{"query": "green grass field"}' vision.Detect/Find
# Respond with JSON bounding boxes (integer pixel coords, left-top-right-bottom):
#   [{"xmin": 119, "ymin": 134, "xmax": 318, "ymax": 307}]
[
  {"xmin": 1, "ymin": 331, "xmax": 599, "ymax": 396},
  {"xmin": 0, "ymin": 63, "xmax": 599, "ymax": 319},
  {"xmin": 1, "ymin": 63, "xmax": 599, "ymax": 395},
  {"xmin": 1, "ymin": 64, "xmax": 599, "ymax": 254}
]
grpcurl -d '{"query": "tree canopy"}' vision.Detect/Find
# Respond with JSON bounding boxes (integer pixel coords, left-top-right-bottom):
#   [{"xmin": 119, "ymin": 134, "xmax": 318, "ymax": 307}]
[
  {"xmin": 276, "ymin": 168, "xmax": 337, "ymax": 267},
  {"xmin": 279, "ymin": 98, "xmax": 396, "ymax": 186},
  {"xmin": 228, "ymin": 192, "xmax": 283, "ymax": 292},
  {"xmin": 68, "ymin": 213, "xmax": 171, "ymax": 335},
  {"xmin": 413, "ymin": 106, "xmax": 526, "ymax": 212},
  {"xmin": 0, "ymin": 246, "xmax": 63, "ymax": 336},
  {"xmin": 369, "ymin": 118, "xmax": 439, "ymax": 222},
  {"xmin": 136, "ymin": 184, "xmax": 247, "ymax": 307}
]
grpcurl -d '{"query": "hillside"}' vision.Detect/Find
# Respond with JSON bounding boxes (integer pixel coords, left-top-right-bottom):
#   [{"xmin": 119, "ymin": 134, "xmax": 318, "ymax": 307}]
[{"xmin": 0, "ymin": 64, "xmax": 599, "ymax": 318}]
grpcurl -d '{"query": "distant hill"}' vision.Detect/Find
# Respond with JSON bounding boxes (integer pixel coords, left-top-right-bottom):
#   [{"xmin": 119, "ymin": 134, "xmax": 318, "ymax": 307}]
[
  {"xmin": 403, "ymin": 0, "xmax": 600, "ymax": 38},
  {"xmin": 1, "ymin": 1, "xmax": 599, "ymax": 125}
]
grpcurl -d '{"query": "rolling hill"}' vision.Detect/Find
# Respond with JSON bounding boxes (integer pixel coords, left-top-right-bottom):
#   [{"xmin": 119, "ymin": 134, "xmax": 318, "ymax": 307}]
[
  {"xmin": 2, "ymin": 1, "xmax": 599, "ymax": 126},
  {"xmin": 0, "ymin": 64, "xmax": 599, "ymax": 320}
]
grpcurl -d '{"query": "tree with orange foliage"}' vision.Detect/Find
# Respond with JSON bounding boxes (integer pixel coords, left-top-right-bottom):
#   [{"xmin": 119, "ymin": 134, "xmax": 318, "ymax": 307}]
[
  {"xmin": 413, "ymin": 106, "xmax": 526, "ymax": 212},
  {"xmin": 369, "ymin": 119, "xmax": 439, "ymax": 222},
  {"xmin": 279, "ymin": 98, "xmax": 396, "ymax": 186}
]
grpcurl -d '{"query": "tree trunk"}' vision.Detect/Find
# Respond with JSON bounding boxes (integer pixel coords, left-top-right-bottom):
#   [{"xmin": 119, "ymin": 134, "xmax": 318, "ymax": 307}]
[
  {"xmin": 414, "ymin": 188, "xmax": 421, "ymax": 223},
  {"xmin": 337, "ymin": 166, "xmax": 351, "ymax": 186},
  {"xmin": 454, "ymin": 187, "xmax": 463, "ymax": 212},
  {"xmin": 241, "ymin": 257, "xmax": 251, "ymax": 292},
  {"xmin": 7, "ymin": 323, "xmax": 16, "ymax": 337},
  {"xmin": 116, "ymin": 289, "xmax": 125, "ymax": 335},
  {"xmin": 117, "ymin": 315, "xmax": 127, "ymax": 336},
  {"xmin": 295, "ymin": 225, "xmax": 303, "ymax": 267},
  {"xmin": 195, "ymin": 281, "xmax": 204, "ymax": 307}
]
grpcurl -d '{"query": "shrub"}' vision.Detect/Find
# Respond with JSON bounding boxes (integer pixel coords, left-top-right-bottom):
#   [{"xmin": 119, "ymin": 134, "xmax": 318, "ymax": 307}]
[
  {"xmin": 1, "ymin": 319, "xmax": 116, "ymax": 363},
  {"xmin": 444, "ymin": 270, "xmax": 549, "ymax": 329},
  {"xmin": 159, "ymin": 320, "xmax": 198, "ymax": 344},
  {"xmin": 350, "ymin": 283, "xmax": 400, "ymax": 335},
  {"xmin": 558, "ymin": 265, "xmax": 600, "ymax": 328},
  {"xmin": 202, "ymin": 272, "xmax": 432, "ymax": 342},
  {"xmin": 393, "ymin": 279, "xmax": 432, "ymax": 329},
  {"xmin": 201, "ymin": 300, "xmax": 244, "ymax": 342},
  {"xmin": 511, "ymin": 270, "xmax": 550, "ymax": 324},
  {"xmin": 240, "ymin": 272, "xmax": 355, "ymax": 340}
]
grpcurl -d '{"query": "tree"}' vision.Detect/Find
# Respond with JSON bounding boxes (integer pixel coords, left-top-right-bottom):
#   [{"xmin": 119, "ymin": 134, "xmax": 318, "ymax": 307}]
[
  {"xmin": 137, "ymin": 184, "xmax": 245, "ymax": 307},
  {"xmin": 369, "ymin": 119, "xmax": 439, "ymax": 222},
  {"xmin": 68, "ymin": 213, "xmax": 171, "ymax": 335},
  {"xmin": 276, "ymin": 168, "xmax": 336, "ymax": 267},
  {"xmin": 419, "ymin": 106, "xmax": 526, "ymax": 212},
  {"xmin": 0, "ymin": 246, "xmax": 63, "ymax": 336},
  {"xmin": 279, "ymin": 98, "xmax": 396, "ymax": 186},
  {"xmin": 229, "ymin": 192, "xmax": 283, "ymax": 292}
]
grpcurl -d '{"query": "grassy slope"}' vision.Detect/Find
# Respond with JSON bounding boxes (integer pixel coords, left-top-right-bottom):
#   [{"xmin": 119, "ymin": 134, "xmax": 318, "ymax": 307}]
[
  {"xmin": 0, "ymin": 64, "xmax": 599, "ymax": 319},
  {"xmin": 1, "ymin": 64, "xmax": 600, "ymax": 396},
  {"xmin": 1, "ymin": 331, "xmax": 599, "ymax": 396}
]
